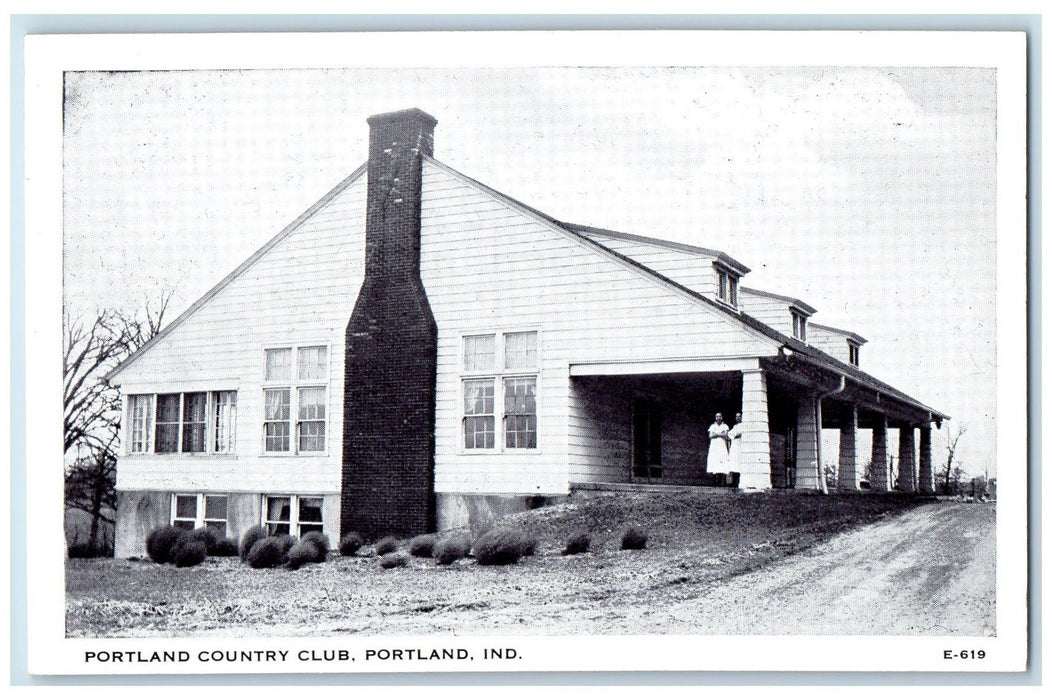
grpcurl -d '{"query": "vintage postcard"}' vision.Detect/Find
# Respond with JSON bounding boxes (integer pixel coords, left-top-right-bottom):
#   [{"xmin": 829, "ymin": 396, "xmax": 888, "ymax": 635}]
[{"xmin": 23, "ymin": 29, "xmax": 1028, "ymax": 675}]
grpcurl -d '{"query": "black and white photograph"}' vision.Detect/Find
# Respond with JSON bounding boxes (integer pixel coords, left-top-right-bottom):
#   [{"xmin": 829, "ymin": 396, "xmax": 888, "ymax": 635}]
[{"xmin": 23, "ymin": 28, "xmax": 1028, "ymax": 675}]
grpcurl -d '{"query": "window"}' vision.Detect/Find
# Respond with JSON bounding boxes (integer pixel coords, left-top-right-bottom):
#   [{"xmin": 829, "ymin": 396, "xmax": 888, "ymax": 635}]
[
  {"xmin": 128, "ymin": 395, "xmax": 153, "ymax": 453},
  {"xmin": 791, "ymin": 310, "xmax": 807, "ymax": 341},
  {"xmin": 848, "ymin": 341, "xmax": 860, "ymax": 366},
  {"xmin": 213, "ymin": 391, "xmax": 237, "ymax": 453},
  {"xmin": 171, "ymin": 493, "xmax": 228, "ymax": 533},
  {"xmin": 263, "ymin": 345, "xmax": 328, "ymax": 454},
  {"xmin": 263, "ymin": 495, "xmax": 324, "ymax": 537},
  {"xmin": 127, "ymin": 391, "xmax": 238, "ymax": 455},
  {"xmin": 715, "ymin": 266, "xmax": 739, "ymax": 307},
  {"xmin": 462, "ymin": 331, "xmax": 539, "ymax": 451}
]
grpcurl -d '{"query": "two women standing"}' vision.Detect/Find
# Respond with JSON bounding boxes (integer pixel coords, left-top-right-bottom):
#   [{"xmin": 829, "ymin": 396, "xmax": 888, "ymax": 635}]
[{"xmin": 707, "ymin": 411, "xmax": 743, "ymax": 481}]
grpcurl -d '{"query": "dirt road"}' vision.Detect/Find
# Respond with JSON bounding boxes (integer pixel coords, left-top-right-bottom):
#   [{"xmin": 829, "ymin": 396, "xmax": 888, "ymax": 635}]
[{"xmin": 657, "ymin": 501, "xmax": 996, "ymax": 636}]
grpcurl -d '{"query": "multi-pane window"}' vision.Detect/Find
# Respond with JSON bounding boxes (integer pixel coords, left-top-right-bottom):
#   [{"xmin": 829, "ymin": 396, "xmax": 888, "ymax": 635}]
[
  {"xmin": 263, "ymin": 495, "xmax": 324, "ymax": 537},
  {"xmin": 263, "ymin": 345, "xmax": 328, "ymax": 454},
  {"xmin": 716, "ymin": 266, "xmax": 739, "ymax": 307},
  {"xmin": 463, "ymin": 379, "xmax": 495, "ymax": 449},
  {"xmin": 848, "ymin": 342, "xmax": 860, "ymax": 366},
  {"xmin": 155, "ymin": 394, "xmax": 181, "ymax": 453},
  {"xmin": 171, "ymin": 493, "xmax": 228, "ymax": 533},
  {"xmin": 128, "ymin": 394, "xmax": 153, "ymax": 453},
  {"xmin": 791, "ymin": 310, "xmax": 807, "ymax": 341},
  {"xmin": 213, "ymin": 391, "xmax": 237, "ymax": 453},
  {"xmin": 181, "ymin": 392, "xmax": 208, "ymax": 453},
  {"xmin": 462, "ymin": 331, "xmax": 539, "ymax": 451},
  {"xmin": 127, "ymin": 392, "xmax": 237, "ymax": 455}
]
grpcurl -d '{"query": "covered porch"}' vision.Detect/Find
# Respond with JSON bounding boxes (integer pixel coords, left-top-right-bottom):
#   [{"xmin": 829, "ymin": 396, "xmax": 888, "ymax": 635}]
[{"xmin": 567, "ymin": 353, "xmax": 946, "ymax": 493}]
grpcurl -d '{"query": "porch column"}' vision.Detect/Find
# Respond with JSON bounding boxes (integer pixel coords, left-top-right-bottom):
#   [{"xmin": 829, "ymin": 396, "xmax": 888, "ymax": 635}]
[
  {"xmin": 896, "ymin": 427, "xmax": 917, "ymax": 492},
  {"xmin": 738, "ymin": 368, "xmax": 772, "ymax": 490},
  {"xmin": 795, "ymin": 395, "xmax": 821, "ymax": 490},
  {"xmin": 838, "ymin": 404, "xmax": 860, "ymax": 491},
  {"xmin": 870, "ymin": 414, "xmax": 890, "ymax": 491},
  {"xmin": 918, "ymin": 426, "xmax": 934, "ymax": 494}
]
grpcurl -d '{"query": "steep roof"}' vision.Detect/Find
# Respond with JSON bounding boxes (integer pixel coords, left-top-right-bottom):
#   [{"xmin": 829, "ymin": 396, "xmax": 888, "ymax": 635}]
[
  {"xmin": 810, "ymin": 322, "xmax": 869, "ymax": 345},
  {"xmin": 740, "ymin": 286, "xmax": 817, "ymax": 316},
  {"xmin": 105, "ymin": 154, "xmax": 945, "ymax": 421}
]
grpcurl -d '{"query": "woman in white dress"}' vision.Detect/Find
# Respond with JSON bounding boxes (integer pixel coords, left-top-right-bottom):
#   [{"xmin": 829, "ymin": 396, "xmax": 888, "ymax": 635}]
[
  {"xmin": 727, "ymin": 412, "xmax": 744, "ymax": 473},
  {"xmin": 706, "ymin": 412, "xmax": 731, "ymax": 477}
]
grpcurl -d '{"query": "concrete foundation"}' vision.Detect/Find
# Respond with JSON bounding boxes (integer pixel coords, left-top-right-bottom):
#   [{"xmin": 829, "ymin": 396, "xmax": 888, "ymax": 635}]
[
  {"xmin": 114, "ymin": 490, "xmax": 172, "ymax": 559},
  {"xmin": 435, "ymin": 492, "xmax": 567, "ymax": 532}
]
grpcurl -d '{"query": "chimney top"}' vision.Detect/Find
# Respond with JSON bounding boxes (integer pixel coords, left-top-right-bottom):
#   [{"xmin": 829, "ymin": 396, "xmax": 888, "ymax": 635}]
[
  {"xmin": 366, "ymin": 107, "xmax": 437, "ymax": 129},
  {"xmin": 366, "ymin": 108, "xmax": 437, "ymax": 159}
]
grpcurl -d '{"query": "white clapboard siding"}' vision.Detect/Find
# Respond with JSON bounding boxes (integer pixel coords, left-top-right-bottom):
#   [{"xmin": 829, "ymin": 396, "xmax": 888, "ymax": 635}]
[
  {"xmin": 421, "ymin": 161, "xmax": 780, "ymax": 495},
  {"xmin": 112, "ymin": 173, "xmax": 368, "ymax": 495},
  {"xmin": 807, "ymin": 325, "xmax": 855, "ymax": 364},
  {"xmin": 738, "ymin": 289, "xmax": 795, "ymax": 338},
  {"xmin": 578, "ymin": 232, "xmax": 719, "ymax": 299}
]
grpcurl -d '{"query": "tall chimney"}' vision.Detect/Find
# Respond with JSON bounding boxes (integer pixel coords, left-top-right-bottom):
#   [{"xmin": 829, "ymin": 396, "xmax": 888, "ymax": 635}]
[{"xmin": 342, "ymin": 108, "xmax": 438, "ymax": 539}]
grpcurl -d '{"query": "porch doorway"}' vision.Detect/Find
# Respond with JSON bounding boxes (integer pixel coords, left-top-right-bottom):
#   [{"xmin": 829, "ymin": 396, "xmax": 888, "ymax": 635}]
[
  {"xmin": 632, "ymin": 399, "xmax": 662, "ymax": 481},
  {"xmin": 767, "ymin": 381, "xmax": 799, "ymax": 489}
]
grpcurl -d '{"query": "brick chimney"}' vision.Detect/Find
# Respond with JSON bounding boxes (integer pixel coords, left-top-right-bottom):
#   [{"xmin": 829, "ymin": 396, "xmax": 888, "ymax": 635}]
[{"xmin": 342, "ymin": 108, "xmax": 438, "ymax": 539}]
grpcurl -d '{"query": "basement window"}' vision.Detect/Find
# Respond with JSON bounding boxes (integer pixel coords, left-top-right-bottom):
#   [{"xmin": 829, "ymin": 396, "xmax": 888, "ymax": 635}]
[
  {"xmin": 462, "ymin": 331, "xmax": 539, "ymax": 451},
  {"xmin": 263, "ymin": 495, "xmax": 324, "ymax": 537},
  {"xmin": 171, "ymin": 493, "xmax": 228, "ymax": 533}
]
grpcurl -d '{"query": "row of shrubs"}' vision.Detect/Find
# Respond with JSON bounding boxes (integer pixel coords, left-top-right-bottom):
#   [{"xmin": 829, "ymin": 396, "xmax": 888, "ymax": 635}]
[{"xmin": 146, "ymin": 524, "xmax": 648, "ymax": 570}]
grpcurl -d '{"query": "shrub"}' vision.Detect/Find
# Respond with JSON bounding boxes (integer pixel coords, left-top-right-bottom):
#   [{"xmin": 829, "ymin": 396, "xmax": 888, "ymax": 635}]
[
  {"xmin": 247, "ymin": 536, "xmax": 286, "ymax": 569},
  {"xmin": 563, "ymin": 532, "xmax": 590, "ymax": 556},
  {"xmin": 474, "ymin": 528, "xmax": 525, "ymax": 566},
  {"xmin": 239, "ymin": 525, "xmax": 268, "ymax": 562},
  {"xmin": 186, "ymin": 527, "xmax": 221, "ymax": 555},
  {"xmin": 301, "ymin": 531, "xmax": 330, "ymax": 563},
  {"xmin": 146, "ymin": 526, "xmax": 185, "ymax": 565},
  {"xmin": 286, "ymin": 540, "xmax": 320, "ymax": 570},
  {"xmin": 213, "ymin": 537, "xmax": 239, "ymax": 557},
  {"xmin": 621, "ymin": 527, "xmax": 647, "ymax": 550},
  {"xmin": 374, "ymin": 536, "xmax": 398, "ymax": 556},
  {"xmin": 408, "ymin": 534, "xmax": 438, "ymax": 558},
  {"xmin": 172, "ymin": 539, "xmax": 207, "ymax": 568},
  {"xmin": 339, "ymin": 532, "xmax": 364, "ymax": 557},
  {"xmin": 433, "ymin": 534, "xmax": 471, "ymax": 565},
  {"xmin": 379, "ymin": 552, "xmax": 409, "ymax": 569},
  {"xmin": 517, "ymin": 533, "xmax": 539, "ymax": 557},
  {"xmin": 273, "ymin": 534, "xmax": 297, "ymax": 564}
]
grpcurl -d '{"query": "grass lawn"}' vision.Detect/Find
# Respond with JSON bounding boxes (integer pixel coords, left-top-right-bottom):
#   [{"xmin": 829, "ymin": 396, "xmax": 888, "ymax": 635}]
[{"xmin": 66, "ymin": 489, "xmax": 932, "ymax": 638}]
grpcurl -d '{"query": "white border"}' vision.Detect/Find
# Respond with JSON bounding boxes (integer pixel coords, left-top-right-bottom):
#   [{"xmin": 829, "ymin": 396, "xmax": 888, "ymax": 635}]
[{"xmin": 24, "ymin": 30, "xmax": 1028, "ymax": 675}]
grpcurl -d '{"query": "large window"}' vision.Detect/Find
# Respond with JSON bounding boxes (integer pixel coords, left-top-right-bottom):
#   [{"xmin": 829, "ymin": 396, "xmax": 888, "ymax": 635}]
[
  {"xmin": 462, "ymin": 331, "xmax": 538, "ymax": 451},
  {"xmin": 129, "ymin": 391, "xmax": 237, "ymax": 455},
  {"xmin": 715, "ymin": 265, "xmax": 740, "ymax": 307},
  {"xmin": 263, "ymin": 345, "xmax": 329, "ymax": 454},
  {"xmin": 171, "ymin": 493, "xmax": 228, "ymax": 533},
  {"xmin": 263, "ymin": 495, "xmax": 324, "ymax": 537}
]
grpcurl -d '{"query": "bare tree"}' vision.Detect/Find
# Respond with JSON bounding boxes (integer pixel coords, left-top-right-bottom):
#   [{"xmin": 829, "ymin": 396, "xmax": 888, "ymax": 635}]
[
  {"xmin": 63, "ymin": 291, "xmax": 172, "ymax": 555},
  {"xmin": 939, "ymin": 424, "xmax": 967, "ymax": 496}
]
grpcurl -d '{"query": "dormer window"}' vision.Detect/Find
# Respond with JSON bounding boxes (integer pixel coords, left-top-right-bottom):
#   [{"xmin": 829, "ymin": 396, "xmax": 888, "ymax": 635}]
[
  {"xmin": 848, "ymin": 341, "xmax": 860, "ymax": 366},
  {"xmin": 716, "ymin": 266, "xmax": 739, "ymax": 307},
  {"xmin": 791, "ymin": 310, "xmax": 807, "ymax": 341}
]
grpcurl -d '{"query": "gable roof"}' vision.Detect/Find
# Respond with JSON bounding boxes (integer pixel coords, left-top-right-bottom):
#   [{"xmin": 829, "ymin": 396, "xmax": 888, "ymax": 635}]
[
  {"xmin": 105, "ymin": 163, "xmax": 368, "ymax": 384},
  {"xmin": 104, "ymin": 153, "xmax": 945, "ymax": 421},
  {"xmin": 810, "ymin": 322, "xmax": 869, "ymax": 345},
  {"xmin": 568, "ymin": 223, "xmax": 751, "ymax": 275},
  {"xmin": 740, "ymin": 286, "xmax": 817, "ymax": 316}
]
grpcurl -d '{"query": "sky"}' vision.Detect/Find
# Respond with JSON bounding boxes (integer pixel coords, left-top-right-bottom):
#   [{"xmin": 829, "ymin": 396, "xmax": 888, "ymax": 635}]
[{"xmin": 62, "ymin": 66, "xmax": 998, "ymax": 477}]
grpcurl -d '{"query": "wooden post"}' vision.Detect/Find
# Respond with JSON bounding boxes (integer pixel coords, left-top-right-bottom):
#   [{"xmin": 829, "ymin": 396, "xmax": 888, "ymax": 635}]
[
  {"xmin": 870, "ymin": 414, "xmax": 889, "ymax": 491},
  {"xmin": 837, "ymin": 404, "xmax": 860, "ymax": 490},
  {"xmin": 795, "ymin": 395, "xmax": 821, "ymax": 490},
  {"xmin": 738, "ymin": 369, "xmax": 772, "ymax": 490}
]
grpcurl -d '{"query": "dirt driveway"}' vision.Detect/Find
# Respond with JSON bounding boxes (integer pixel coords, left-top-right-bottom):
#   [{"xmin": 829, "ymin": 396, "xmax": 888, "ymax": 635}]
[
  {"xmin": 656, "ymin": 501, "xmax": 997, "ymax": 635},
  {"xmin": 370, "ymin": 501, "xmax": 996, "ymax": 637}
]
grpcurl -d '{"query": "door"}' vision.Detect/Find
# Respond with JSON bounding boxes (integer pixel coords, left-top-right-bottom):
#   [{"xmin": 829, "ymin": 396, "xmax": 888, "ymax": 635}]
[{"xmin": 632, "ymin": 400, "xmax": 662, "ymax": 480}]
